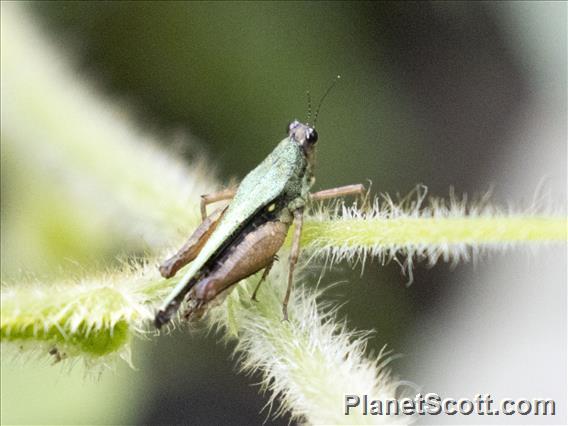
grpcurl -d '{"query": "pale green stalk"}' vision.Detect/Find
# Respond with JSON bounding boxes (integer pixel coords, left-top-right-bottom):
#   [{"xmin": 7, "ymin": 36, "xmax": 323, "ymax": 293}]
[
  {"xmin": 299, "ymin": 194, "xmax": 566, "ymax": 273},
  {"xmin": 1, "ymin": 3, "xmax": 566, "ymax": 424},
  {"xmin": 3, "ymin": 207, "xmax": 563, "ymax": 359}
]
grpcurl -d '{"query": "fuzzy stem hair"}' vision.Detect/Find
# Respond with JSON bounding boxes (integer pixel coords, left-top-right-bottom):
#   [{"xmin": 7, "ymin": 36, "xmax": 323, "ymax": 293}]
[{"xmin": 1, "ymin": 3, "xmax": 566, "ymax": 425}]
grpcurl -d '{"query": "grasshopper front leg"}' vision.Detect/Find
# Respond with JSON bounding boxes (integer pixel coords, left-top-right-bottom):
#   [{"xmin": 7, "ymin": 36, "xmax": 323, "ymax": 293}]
[
  {"xmin": 279, "ymin": 184, "xmax": 365, "ymax": 319},
  {"xmin": 282, "ymin": 207, "xmax": 304, "ymax": 321},
  {"xmin": 310, "ymin": 183, "xmax": 365, "ymax": 202}
]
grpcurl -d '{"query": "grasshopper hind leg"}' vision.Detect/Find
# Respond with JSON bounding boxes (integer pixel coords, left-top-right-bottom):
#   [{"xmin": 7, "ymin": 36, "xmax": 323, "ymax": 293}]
[
  {"xmin": 155, "ymin": 300, "xmax": 180, "ymax": 329},
  {"xmin": 159, "ymin": 206, "xmax": 227, "ymax": 278}
]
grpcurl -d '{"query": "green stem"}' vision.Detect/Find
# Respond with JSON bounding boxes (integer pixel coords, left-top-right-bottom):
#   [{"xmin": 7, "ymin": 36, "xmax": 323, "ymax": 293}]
[
  {"xmin": 301, "ymin": 216, "xmax": 566, "ymax": 247},
  {"xmin": 3, "ymin": 213, "xmax": 565, "ymax": 359}
]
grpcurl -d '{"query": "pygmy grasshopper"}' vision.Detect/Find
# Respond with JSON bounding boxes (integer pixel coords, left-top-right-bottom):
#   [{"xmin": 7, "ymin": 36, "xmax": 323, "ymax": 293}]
[{"xmin": 155, "ymin": 99, "xmax": 363, "ymax": 328}]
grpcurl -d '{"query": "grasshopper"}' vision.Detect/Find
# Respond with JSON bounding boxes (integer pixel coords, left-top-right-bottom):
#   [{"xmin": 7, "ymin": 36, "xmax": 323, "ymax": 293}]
[{"xmin": 155, "ymin": 89, "xmax": 364, "ymax": 328}]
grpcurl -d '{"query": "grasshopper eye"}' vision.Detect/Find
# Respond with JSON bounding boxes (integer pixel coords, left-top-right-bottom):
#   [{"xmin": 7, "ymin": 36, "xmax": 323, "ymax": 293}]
[{"xmin": 306, "ymin": 128, "xmax": 318, "ymax": 144}]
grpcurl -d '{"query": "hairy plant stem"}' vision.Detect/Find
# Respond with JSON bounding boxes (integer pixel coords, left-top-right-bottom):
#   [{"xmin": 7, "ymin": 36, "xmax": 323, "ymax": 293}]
[
  {"xmin": 1, "ymin": 3, "xmax": 566, "ymax": 424},
  {"xmin": 2, "ymin": 209, "xmax": 564, "ymax": 358}
]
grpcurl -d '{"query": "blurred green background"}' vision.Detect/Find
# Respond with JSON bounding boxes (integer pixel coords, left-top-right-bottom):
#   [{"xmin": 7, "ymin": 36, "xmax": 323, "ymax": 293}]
[{"xmin": 1, "ymin": 2, "xmax": 565, "ymax": 425}]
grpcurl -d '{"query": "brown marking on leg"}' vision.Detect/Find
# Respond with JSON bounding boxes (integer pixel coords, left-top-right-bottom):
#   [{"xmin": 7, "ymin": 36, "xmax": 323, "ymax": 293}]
[
  {"xmin": 200, "ymin": 188, "xmax": 236, "ymax": 220},
  {"xmin": 251, "ymin": 257, "xmax": 276, "ymax": 302},
  {"xmin": 282, "ymin": 208, "xmax": 304, "ymax": 321},
  {"xmin": 159, "ymin": 206, "xmax": 227, "ymax": 278},
  {"xmin": 309, "ymin": 184, "xmax": 365, "ymax": 202}
]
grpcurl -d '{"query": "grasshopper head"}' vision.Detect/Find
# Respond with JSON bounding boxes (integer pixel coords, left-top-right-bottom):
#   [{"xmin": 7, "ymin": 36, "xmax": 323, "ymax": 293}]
[
  {"xmin": 288, "ymin": 75, "xmax": 339, "ymax": 158},
  {"xmin": 287, "ymin": 120, "xmax": 318, "ymax": 157}
]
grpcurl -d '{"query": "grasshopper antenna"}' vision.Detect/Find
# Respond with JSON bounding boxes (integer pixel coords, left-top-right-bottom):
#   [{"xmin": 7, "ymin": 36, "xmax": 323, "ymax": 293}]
[
  {"xmin": 306, "ymin": 90, "xmax": 312, "ymax": 124},
  {"xmin": 313, "ymin": 74, "xmax": 341, "ymax": 128}
]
